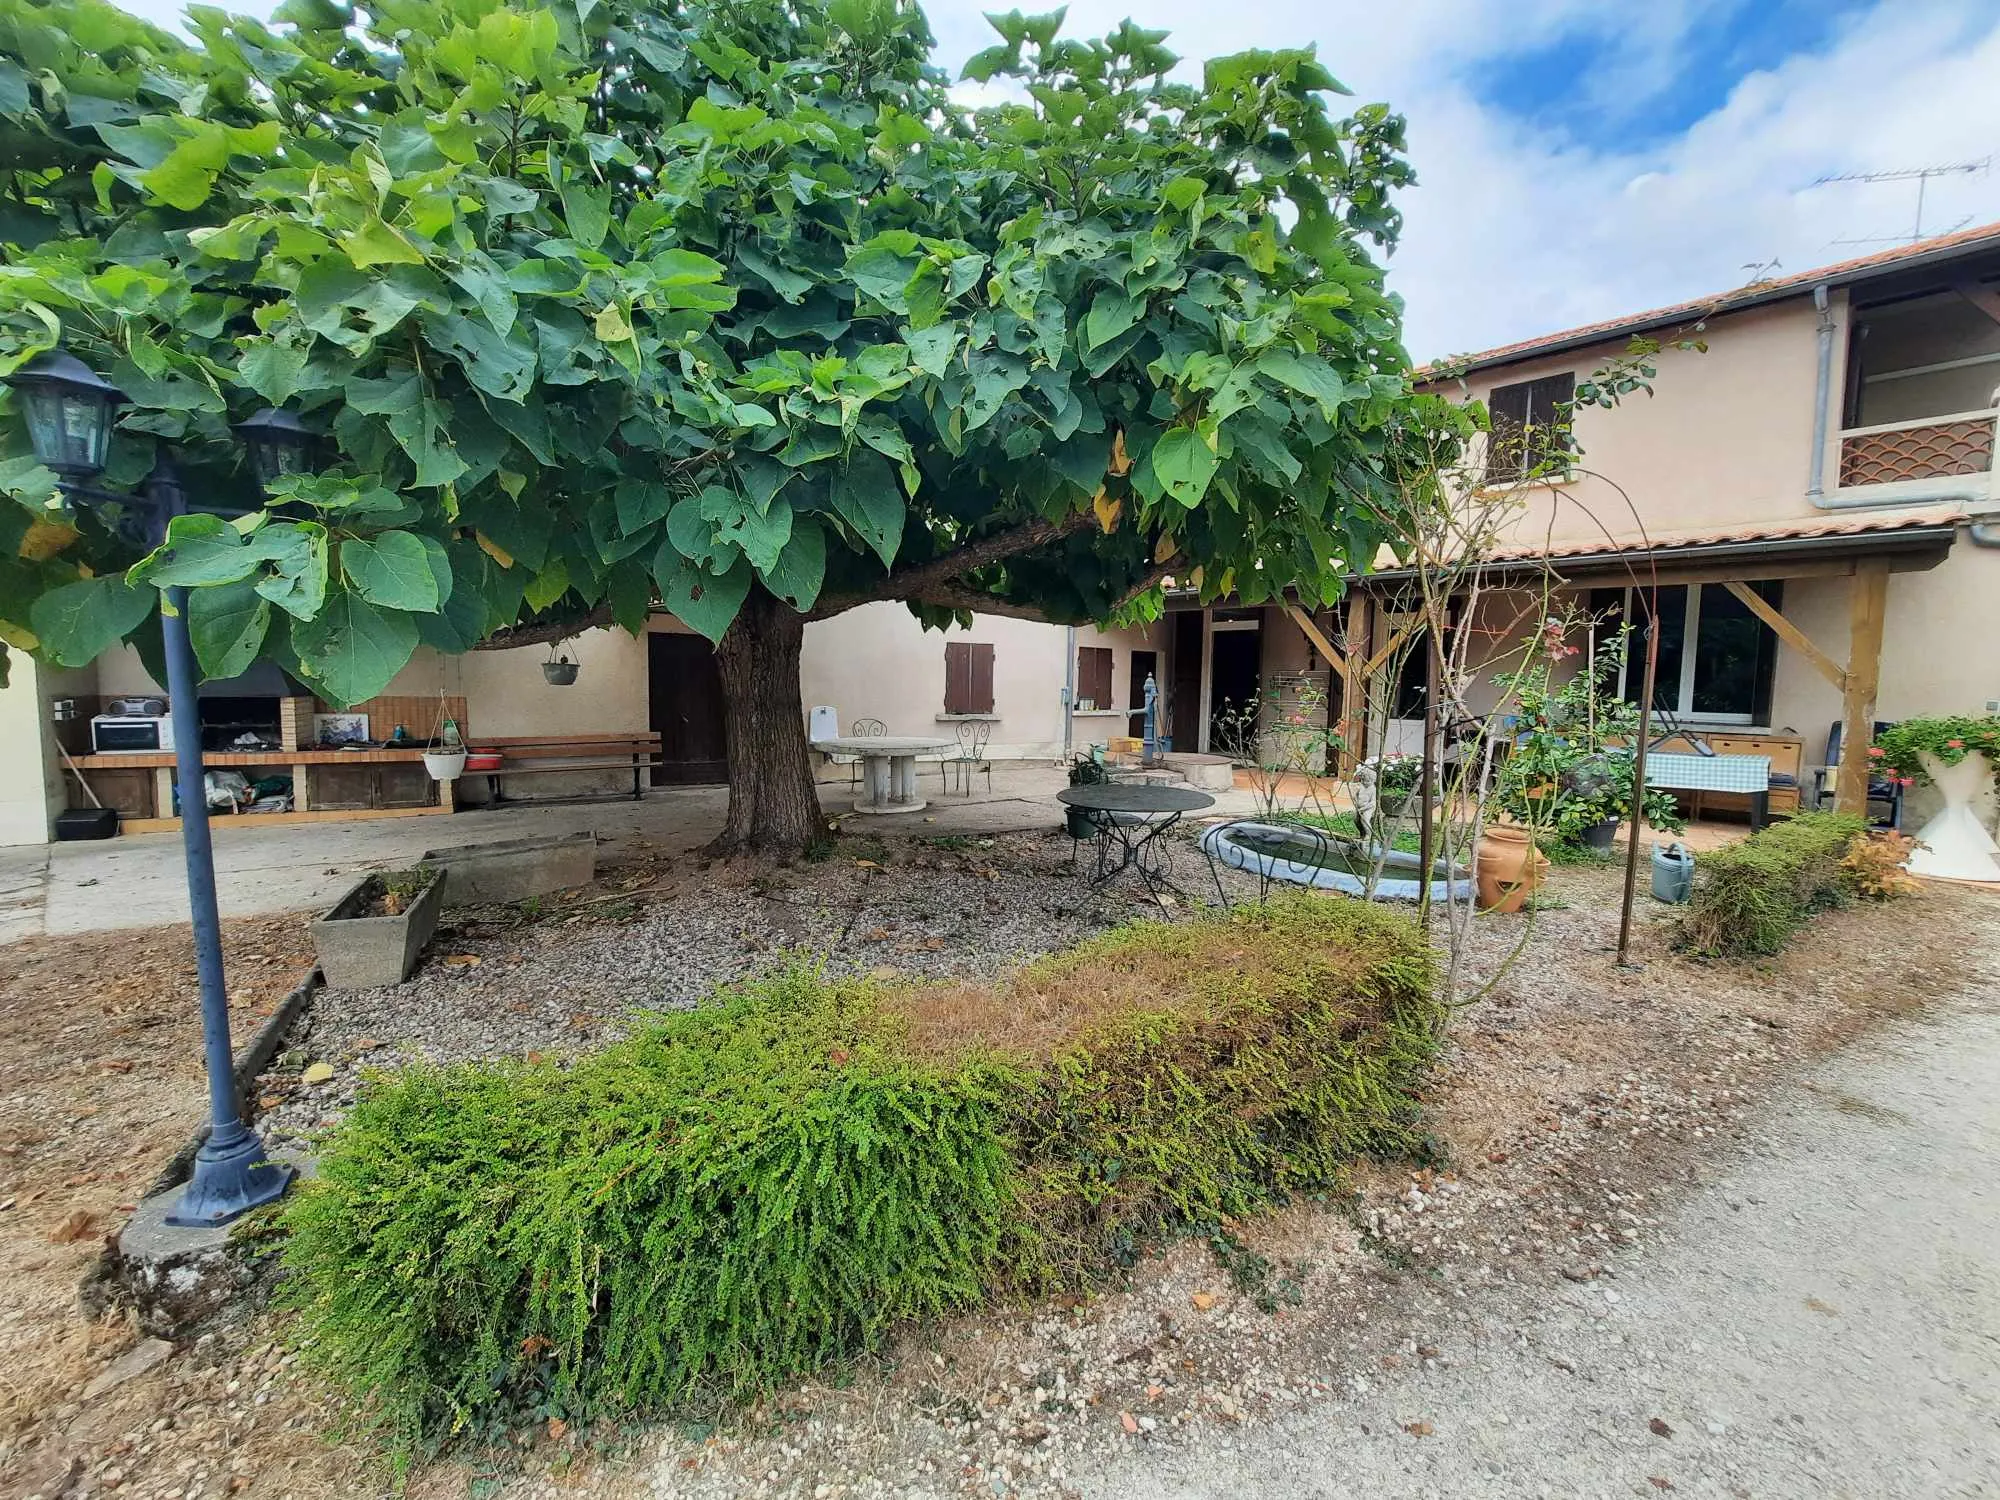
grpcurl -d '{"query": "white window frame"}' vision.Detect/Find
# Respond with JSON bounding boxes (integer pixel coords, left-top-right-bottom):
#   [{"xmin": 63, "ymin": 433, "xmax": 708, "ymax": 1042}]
[{"xmin": 1608, "ymin": 585, "xmax": 1757, "ymax": 727}]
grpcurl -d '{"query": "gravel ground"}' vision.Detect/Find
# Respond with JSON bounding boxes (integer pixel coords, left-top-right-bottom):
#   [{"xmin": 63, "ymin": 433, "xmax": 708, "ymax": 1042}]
[
  {"xmin": 5, "ymin": 837, "xmax": 1994, "ymax": 1500},
  {"xmin": 260, "ymin": 828, "xmax": 1225, "ymax": 1151}
]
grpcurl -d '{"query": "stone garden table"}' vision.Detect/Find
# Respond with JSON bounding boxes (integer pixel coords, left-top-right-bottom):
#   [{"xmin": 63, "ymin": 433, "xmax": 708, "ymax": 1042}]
[{"xmin": 821, "ymin": 735, "xmax": 956, "ymax": 815}]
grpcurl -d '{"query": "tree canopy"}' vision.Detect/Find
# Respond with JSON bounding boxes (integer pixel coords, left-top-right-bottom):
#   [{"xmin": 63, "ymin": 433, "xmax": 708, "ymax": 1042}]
[{"xmin": 0, "ymin": 0, "xmax": 1419, "ymax": 705}]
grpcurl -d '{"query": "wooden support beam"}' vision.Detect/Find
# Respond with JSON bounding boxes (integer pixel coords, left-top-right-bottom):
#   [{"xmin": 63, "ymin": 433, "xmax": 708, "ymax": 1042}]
[
  {"xmin": 1722, "ymin": 579, "xmax": 1848, "ymax": 690},
  {"xmin": 1364, "ymin": 618, "xmax": 1421, "ymax": 680},
  {"xmin": 1835, "ymin": 562, "xmax": 1889, "ymax": 817},
  {"xmin": 1283, "ymin": 602, "xmax": 1348, "ymax": 682}
]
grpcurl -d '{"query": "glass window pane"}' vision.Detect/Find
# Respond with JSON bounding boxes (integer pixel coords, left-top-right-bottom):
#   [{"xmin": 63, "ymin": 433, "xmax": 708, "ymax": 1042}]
[
  {"xmin": 1691, "ymin": 583, "xmax": 1772, "ymax": 716},
  {"xmin": 1618, "ymin": 586, "xmax": 1686, "ymax": 712}
]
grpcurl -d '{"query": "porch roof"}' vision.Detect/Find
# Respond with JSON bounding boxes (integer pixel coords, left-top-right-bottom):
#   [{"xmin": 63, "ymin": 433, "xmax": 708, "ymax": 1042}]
[{"xmin": 1356, "ymin": 505, "xmax": 1965, "ymax": 587}]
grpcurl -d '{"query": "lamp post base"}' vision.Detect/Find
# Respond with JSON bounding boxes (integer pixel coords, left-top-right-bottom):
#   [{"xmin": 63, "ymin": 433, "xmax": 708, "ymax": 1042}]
[{"xmin": 164, "ymin": 1123, "xmax": 295, "ymax": 1228}]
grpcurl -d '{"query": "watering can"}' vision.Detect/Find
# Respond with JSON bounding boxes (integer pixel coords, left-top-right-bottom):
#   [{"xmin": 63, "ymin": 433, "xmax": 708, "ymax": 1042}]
[{"xmin": 1651, "ymin": 841, "xmax": 1694, "ymax": 904}]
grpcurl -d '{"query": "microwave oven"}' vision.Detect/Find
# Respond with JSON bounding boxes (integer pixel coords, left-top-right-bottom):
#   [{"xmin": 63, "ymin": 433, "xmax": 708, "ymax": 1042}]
[{"xmin": 91, "ymin": 714, "xmax": 175, "ymax": 753}]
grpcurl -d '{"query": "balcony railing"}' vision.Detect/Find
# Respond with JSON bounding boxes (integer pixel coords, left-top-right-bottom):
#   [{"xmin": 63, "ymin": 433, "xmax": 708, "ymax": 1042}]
[{"xmin": 1837, "ymin": 409, "xmax": 1997, "ymax": 488}]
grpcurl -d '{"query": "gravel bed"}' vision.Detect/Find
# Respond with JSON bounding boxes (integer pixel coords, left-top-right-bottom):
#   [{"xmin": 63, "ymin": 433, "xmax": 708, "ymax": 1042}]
[{"xmin": 259, "ymin": 829, "xmax": 1241, "ymax": 1150}]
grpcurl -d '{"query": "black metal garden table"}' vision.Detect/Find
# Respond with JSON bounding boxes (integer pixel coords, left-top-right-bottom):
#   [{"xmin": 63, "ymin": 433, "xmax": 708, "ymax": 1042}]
[{"xmin": 1057, "ymin": 782, "xmax": 1216, "ymax": 902}]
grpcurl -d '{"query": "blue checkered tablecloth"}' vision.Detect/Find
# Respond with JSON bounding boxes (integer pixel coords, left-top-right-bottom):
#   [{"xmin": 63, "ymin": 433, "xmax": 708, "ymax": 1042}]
[{"xmin": 1646, "ymin": 752, "xmax": 1770, "ymax": 794}]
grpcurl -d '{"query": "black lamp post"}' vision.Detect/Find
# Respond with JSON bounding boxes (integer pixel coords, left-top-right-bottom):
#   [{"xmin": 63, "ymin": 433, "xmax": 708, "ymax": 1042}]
[{"xmin": 6, "ymin": 349, "xmax": 313, "ymax": 1227}]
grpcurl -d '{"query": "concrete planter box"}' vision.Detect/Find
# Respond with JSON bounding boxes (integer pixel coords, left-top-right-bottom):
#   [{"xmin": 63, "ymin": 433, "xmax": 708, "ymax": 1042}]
[
  {"xmin": 419, "ymin": 832, "xmax": 597, "ymax": 905},
  {"xmin": 311, "ymin": 868, "xmax": 446, "ymax": 989}
]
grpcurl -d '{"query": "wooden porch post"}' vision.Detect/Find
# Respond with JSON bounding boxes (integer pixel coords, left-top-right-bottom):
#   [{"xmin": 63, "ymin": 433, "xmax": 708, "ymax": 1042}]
[
  {"xmin": 1339, "ymin": 590, "xmax": 1371, "ymax": 776},
  {"xmin": 1835, "ymin": 562, "xmax": 1888, "ymax": 817}
]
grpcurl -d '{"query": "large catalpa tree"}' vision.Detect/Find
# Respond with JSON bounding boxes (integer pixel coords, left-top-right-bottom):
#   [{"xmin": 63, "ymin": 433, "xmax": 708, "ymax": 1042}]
[{"xmin": 0, "ymin": 0, "xmax": 1420, "ymax": 856}]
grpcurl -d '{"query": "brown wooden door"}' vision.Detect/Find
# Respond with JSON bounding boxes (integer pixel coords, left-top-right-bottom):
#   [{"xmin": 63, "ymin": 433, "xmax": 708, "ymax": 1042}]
[{"xmin": 649, "ymin": 632, "xmax": 728, "ymax": 784}]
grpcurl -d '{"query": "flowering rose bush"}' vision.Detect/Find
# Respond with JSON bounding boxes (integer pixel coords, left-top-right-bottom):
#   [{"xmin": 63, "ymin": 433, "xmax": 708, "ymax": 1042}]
[{"xmin": 1871, "ymin": 716, "xmax": 2000, "ymax": 790}]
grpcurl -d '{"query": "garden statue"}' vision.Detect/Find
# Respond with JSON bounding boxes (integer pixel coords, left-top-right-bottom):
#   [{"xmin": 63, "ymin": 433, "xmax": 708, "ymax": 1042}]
[{"xmin": 1351, "ymin": 761, "xmax": 1380, "ymax": 841}]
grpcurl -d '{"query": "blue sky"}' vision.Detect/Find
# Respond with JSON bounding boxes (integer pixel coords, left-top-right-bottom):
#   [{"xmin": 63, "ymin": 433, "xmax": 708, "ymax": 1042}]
[
  {"xmin": 1471, "ymin": 0, "xmax": 1881, "ymax": 149},
  {"xmin": 116, "ymin": 0, "xmax": 2000, "ymax": 360}
]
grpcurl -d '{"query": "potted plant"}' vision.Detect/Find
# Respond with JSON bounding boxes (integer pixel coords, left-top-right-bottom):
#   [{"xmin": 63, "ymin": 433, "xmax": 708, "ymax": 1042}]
[
  {"xmin": 544, "ymin": 643, "xmax": 580, "ymax": 686},
  {"xmin": 1872, "ymin": 715, "xmax": 2000, "ymax": 880},
  {"xmin": 310, "ymin": 865, "xmax": 448, "ymax": 988},
  {"xmin": 1064, "ymin": 752, "xmax": 1109, "ymax": 840}
]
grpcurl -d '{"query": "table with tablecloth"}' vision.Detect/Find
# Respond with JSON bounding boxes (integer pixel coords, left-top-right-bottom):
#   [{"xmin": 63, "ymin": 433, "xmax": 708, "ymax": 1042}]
[{"xmin": 1645, "ymin": 751, "xmax": 1772, "ymax": 829}]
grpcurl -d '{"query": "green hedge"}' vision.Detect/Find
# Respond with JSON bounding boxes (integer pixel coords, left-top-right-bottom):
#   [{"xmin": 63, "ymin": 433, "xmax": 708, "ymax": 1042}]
[
  {"xmin": 1673, "ymin": 811, "xmax": 1867, "ymax": 958},
  {"xmin": 281, "ymin": 895, "xmax": 1438, "ymax": 1458}
]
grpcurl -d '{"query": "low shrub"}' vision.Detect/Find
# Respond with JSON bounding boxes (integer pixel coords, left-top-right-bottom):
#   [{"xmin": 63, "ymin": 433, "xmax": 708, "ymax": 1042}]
[
  {"xmin": 1674, "ymin": 811, "xmax": 1869, "ymax": 958},
  {"xmin": 281, "ymin": 896, "xmax": 1438, "ymax": 1459},
  {"xmin": 892, "ymin": 896, "xmax": 1440, "ymax": 1278}
]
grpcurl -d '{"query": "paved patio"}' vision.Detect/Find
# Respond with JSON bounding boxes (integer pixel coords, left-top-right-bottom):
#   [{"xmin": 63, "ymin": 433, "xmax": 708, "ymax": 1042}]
[
  {"xmin": 0, "ymin": 762, "xmax": 1276, "ymax": 942},
  {"xmin": 0, "ymin": 756, "xmax": 1767, "ymax": 944}
]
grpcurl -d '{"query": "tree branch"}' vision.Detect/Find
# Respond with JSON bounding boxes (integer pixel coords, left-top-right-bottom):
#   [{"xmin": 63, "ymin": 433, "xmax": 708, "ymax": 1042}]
[
  {"xmin": 808, "ymin": 509, "xmax": 1093, "ymax": 620},
  {"xmin": 476, "ymin": 604, "xmax": 615, "ymax": 651}
]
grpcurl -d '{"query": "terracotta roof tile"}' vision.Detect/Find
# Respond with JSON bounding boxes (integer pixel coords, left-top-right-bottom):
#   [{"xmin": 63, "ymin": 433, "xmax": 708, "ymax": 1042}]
[
  {"xmin": 1416, "ymin": 220, "xmax": 2000, "ymax": 380},
  {"xmin": 1482, "ymin": 504, "xmax": 1968, "ymax": 565}
]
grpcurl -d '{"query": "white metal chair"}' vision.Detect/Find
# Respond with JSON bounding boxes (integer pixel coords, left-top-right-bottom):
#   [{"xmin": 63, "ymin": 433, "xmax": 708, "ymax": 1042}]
[{"xmin": 950, "ymin": 719, "xmax": 992, "ymax": 797}]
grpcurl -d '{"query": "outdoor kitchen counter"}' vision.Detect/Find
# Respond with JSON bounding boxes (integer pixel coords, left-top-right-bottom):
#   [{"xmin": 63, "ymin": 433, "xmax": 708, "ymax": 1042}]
[{"xmin": 66, "ymin": 746, "xmax": 457, "ymax": 832}]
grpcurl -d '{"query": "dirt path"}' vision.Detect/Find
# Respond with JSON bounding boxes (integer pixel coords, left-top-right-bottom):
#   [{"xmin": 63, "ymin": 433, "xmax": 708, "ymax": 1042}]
[{"xmin": 1082, "ymin": 989, "xmax": 2000, "ymax": 1499}]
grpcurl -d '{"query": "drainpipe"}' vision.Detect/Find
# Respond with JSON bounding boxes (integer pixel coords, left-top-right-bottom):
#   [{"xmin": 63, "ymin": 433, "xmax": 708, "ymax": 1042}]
[
  {"xmin": 1971, "ymin": 523, "xmax": 2000, "ymax": 548},
  {"xmin": 1807, "ymin": 284, "xmax": 1834, "ymax": 506},
  {"xmin": 1062, "ymin": 624, "xmax": 1076, "ymax": 761}
]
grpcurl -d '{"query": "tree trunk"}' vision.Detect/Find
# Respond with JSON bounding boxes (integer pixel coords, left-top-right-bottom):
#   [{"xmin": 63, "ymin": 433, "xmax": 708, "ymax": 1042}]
[{"xmin": 707, "ymin": 587, "xmax": 829, "ymax": 859}]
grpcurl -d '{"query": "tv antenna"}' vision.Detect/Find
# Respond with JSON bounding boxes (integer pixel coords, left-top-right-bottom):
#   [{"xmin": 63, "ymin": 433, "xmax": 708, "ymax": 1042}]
[{"xmin": 1812, "ymin": 158, "xmax": 1990, "ymax": 247}]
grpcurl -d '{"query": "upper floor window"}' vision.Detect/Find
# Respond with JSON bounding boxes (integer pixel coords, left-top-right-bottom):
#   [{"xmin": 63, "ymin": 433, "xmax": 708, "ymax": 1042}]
[{"xmin": 1486, "ymin": 372, "xmax": 1576, "ymax": 484}]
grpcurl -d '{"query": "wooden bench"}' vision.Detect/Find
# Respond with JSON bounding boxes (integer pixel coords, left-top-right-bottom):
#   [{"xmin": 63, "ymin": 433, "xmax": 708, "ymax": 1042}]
[{"xmin": 470, "ymin": 734, "xmax": 663, "ymax": 805}]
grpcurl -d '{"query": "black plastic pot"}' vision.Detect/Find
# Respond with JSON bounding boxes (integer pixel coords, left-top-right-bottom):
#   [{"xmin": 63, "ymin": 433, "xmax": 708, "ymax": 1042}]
[
  {"xmin": 1065, "ymin": 806, "xmax": 1100, "ymax": 841},
  {"xmin": 1581, "ymin": 817, "xmax": 1621, "ymax": 851}
]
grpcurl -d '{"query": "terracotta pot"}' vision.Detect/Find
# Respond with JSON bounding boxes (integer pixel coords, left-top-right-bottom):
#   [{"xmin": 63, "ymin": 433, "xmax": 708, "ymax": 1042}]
[{"xmin": 1475, "ymin": 822, "xmax": 1547, "ymax": 913}]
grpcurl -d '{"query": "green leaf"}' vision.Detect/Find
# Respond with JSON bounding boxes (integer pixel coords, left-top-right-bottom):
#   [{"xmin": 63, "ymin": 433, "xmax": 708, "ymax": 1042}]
[
  {"xmin": 130, "ymin": 513, "xmax": 259, "ymax": 588},
  {"xmin": 29, "ymin": 576, "xmax": 154, "ymax": 668},
  {"xmin": 254, "ymin": 522, "xmax": 329, "ymax": 619},
  {"xmin": 738, "ymin": 245, "xmax": 812, "ymax": 304},
  {"xmin": 615, "ymin": 480, "xmax": 673, "ymax": 535},
  {"xmin": 1257, "ymin": 350, "xmax": 1347, "ymax": 416},
  {"xmin": 1085, "ymin": 288, "xmax": 1143, "ymax": 350},
  {"xmin": 905, "ymin": 325, "xmax": 957, "ymax": 379},
  {"xmin": 415, "ymin": 540, "xmax": 497, "ymax": 653},
  {"xmin": 1150, "ymin": 427, "xmax": 1219, "ymax": 507},
  {"xmin": 830, "ymin": 451, "xmax": 904, "ymax": 569},
  {"xmin": 187, "ymin": 577, "xmax": 270, "ymax": 679},
  {"xmin": 447, "ymin": 255, "xmax": 520, "ymax": 336},
  {"xmin": 345, "ymin": 215, "xmax": 426, "ymax": 267},
  {"xmin": 342, "ymin": 531, "xmax": 442, "ymax": 612},
  {"xmin": 651, "ymin": 546, "xmax": 750, "ymax": 646},
  {"xmin": 560, "ymin": 180, "xmax": 611, "ymax": 250},
  {"xmin": 237, "ymin": 339, "xmax": 308, "ymax": 405},
  {"xmin": 290, "ymin": 586, "xmax": 420, "ymax": 707},
  {"xmin": 758, "ymin": 516, "xmax": 826, "ymax": 612},
  {"xmin": 523, "ymin": 556, "xmax": 571, "ymax": 611}
]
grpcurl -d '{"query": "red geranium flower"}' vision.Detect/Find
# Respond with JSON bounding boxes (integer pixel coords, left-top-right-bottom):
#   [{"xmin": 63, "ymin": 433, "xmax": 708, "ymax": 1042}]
[
  {"xmin": 1867, "ymin": 746, "xmax": 1885, "ymax": 758},
  {"xmin": 1947, "ymin": 738, "xmax": 1965, "ymax": 749}
]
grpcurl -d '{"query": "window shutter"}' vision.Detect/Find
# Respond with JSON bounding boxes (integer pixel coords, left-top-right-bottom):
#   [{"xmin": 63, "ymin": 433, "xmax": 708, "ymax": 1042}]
[
  {"xmin": 1485, "ymin": 373, "xmax": 1575, "ymax": 483},
  {"xmin": 1484, "ymin": 381, "xmax": 1532, "ymax": 483},
  {"xmin": 944, "ymin": 642, "xmax": 995, "ymax": 714},
  {"xmin": 1077, "ymin": 646, "xmax": 1113, "ymax": 710},
  {"xmin": 969, "ymin": 642, "xmax": 994, "ymax": 715},
  {"xmin": 944, "ymin": 642, "xmax": 970, "ymax": 714}
]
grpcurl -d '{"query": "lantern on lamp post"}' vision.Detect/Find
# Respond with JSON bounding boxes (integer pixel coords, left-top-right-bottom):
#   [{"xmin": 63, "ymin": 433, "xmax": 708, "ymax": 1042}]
[{"xmin": 5, "ymin": 348, "xmax": 314, "ymax": 1227}]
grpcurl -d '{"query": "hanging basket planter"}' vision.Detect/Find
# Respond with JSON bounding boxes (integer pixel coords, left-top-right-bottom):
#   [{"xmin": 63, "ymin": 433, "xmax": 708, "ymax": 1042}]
[
  {"xmin": 543, "ymin": 657, "xmax": 580, "ymax": 686},
  {"xmin": 423, "ymin": 748, "xmax": 468, "ymax": 781}
]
